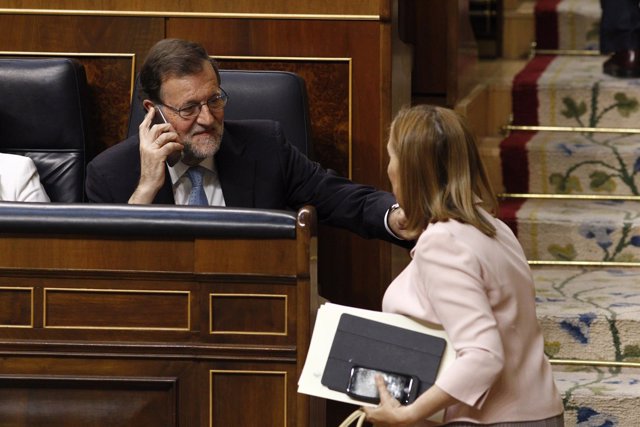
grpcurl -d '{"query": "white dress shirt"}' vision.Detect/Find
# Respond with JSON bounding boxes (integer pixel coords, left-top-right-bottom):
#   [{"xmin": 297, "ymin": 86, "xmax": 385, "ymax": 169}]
[
  {"xmin": 0, "ymin": 153, "xmax": 50, "ymax": 202},
  {"xmin": 168, "ymin": 157, "xmax": 226, "ymax": 206}
]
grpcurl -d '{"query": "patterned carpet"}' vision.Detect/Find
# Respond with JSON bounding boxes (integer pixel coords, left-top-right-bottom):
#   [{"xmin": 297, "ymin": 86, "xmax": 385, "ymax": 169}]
[
  {"xmin": 502, "ymin": 198, "xmax": 640, "ymax": 262},
  {"xmin": 554, "ymin": 367, "xmax": 640, "ymax": 426},
  {"xmin": 535, "ymin": 0, "xmax": 600, "ymax": 51},
  {"xmin": 512, "ymin": 55, "xmax": 640, "ymax": 129},
  {"xmin": 534, "ymin": 266, "xmax": 640, "ymax": 361},
  {"xmin": 501, "ymin": 131, "xmax": 640, "ymax": 196},
  {"xmin": 494, "ymin": 1, "xmax": 640, "ymax": 424}
]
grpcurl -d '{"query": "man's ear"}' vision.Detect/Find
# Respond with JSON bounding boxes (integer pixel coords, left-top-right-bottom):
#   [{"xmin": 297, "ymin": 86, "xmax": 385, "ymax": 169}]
[{"xmin": 142, "ymin": 99, "xmax": 154, "ymax": 112}]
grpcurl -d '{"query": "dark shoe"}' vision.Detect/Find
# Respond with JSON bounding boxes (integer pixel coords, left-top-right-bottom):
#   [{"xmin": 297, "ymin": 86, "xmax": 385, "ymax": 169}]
[{"xmin": 603, "ymin": 49, "xmax": 640, "ymax": 78}]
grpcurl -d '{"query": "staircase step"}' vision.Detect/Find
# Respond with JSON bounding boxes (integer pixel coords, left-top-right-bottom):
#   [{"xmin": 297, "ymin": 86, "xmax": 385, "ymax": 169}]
[
  {"xmin": 500, "ymin": 198, "xmax": 640, "ymax": 262},
  {"xmin": 535, "ymin": 0, "xmax": 600, "ymax": 51},
  {"xmin": 554, "ymin": 367, "xmax": 640, "ymax": 425},
  {"xmin": 503, "ymin": 1, "xmax": 535, "ymax": 59},
  {"xmin": 457, "ymin": 59, "xmax": 527, "ymax": 137},
  {"xmin": 533, "ymin": 265, "xmax": 640, "ymax": 361},
  {"xmin": 479, "ymin": 136, "xmax": 505, "ymax": 193},
  {"xmin": 489, "ymin": 1, "xmax": 640, "ymax": 423},
  {"xmin": 503, "ymin": 0, "xmax": 529, "ymax": 11},
  {"xmin": 499, "ymin": 130, "xmax": 640, "ymax": 196},
  {"xmin": 512, "ymin": 54, "xmax": 640, "ymax": 128}
]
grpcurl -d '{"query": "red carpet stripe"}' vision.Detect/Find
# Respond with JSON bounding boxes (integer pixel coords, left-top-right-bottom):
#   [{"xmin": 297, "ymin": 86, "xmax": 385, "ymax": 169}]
[
  {"xmin": 500, "ymin": 130, "xmax": 537, "ymax": 193},
  {"xmin": 511, "ymin": 54, "xmax": 556, "ymax": 126},
  {"xmin": 498, "ymin": 198, "xmax": 527, "ymax": 238},
  {"xmin": 534, "ymin": 0, "xmax": 562, "ymax": 50}
]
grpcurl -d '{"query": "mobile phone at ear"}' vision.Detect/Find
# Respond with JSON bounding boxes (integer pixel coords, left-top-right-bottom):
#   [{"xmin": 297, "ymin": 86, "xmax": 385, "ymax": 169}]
[
  {"xmin": 149, "ymin": 105, "xmax": 182, "ymax": 167},
  {"xmin": 150, "ymin": 105, "xmax": 168, "ymax": 127},
  {"xmin": 346, "ymin": 366, "xmax": 419, "ymax": 405}
]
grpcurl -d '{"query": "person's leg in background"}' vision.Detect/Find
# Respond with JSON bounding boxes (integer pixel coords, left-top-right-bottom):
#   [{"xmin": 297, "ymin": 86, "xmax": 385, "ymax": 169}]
[{"xmin": 601, "ymin": 0, "xmax": 640, "ymax": 77}]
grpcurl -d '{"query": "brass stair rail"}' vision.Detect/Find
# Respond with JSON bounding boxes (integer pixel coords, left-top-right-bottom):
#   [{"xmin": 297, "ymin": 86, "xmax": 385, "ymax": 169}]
[
  {"xmin": 503, "ymin": 124, "xmax": 640, "ymax": 134},
  {"xmin": 551, "ymin": 359, "xmax": 640, "ymax": 369}
]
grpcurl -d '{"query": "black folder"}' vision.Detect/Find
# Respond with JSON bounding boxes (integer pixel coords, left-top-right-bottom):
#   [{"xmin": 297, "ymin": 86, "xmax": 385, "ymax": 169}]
[{"xmin": 321, "ymin": 313, "xmax": 447, "ymax": 399}]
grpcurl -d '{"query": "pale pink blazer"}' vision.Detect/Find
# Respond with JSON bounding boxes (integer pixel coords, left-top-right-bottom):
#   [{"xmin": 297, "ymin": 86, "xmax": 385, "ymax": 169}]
[{"xmin": 383, "ymin": 210, "xmax": 563, "ymax": 424}]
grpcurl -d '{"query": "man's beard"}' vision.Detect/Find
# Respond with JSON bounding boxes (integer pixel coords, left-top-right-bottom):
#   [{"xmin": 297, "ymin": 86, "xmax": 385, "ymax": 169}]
[{"xmin": 181, "ymin": 122, "xmax": 223, "ymax": 162}]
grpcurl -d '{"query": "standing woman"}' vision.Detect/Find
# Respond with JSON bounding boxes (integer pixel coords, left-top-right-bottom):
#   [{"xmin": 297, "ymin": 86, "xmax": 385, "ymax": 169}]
[{"xmin": 364, "ymin": 105, "xmax": 564, "ymax": 426}]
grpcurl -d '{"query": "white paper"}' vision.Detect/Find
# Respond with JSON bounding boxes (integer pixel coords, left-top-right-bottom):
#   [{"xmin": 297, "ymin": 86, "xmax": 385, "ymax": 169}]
[{"xmin": 297, "ymin": 302, "xmax": 455, "ymax": 422}]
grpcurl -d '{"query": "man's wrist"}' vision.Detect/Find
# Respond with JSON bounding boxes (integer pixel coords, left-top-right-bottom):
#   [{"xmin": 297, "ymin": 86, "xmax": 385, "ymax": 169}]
[
  {"xmin": 128, "ymin": 184, "xmax": 157, "ymax": 204},
  {"xmin": 384, "ymin": 203, "xmax": 404, "ymax": 240}
]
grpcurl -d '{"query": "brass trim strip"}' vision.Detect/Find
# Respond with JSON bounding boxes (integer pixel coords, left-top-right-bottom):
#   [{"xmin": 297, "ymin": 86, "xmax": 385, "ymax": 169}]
[
  {"xmin": 551, "ymin": 359, "xmax": 640, "ymax": 368},
  {"xmin": 499, "ymin": 193, "xmax": 640, "ymax": 201},
  {"xmin": 0, "ymin": 8, "xmax": 381, "ymax": 21},
  {"xmin": 43, "ymin": 288, "xmax": 191, "ymax": 331},
  {"xmin": 504, "ymin": 124, "xmax": 640, "ymax": 134},
  {"xmin": 210, "ymin": 370, "xmax": 288, "ymax": 427},
  {"xmin": 348, "ymin": 58, "xmax": 353, "ymax": 180},
  {"xmin": 0, "ymin": 51, "xmax": 136, "ymax": 83},
  {"xmin": 0, "ymin": 286, "xmax": 33, "ymax": 328},
  {"xmin": 0, "ymin": 50, "xmax": 135, "ymax": 58},
  {"xmin": 528, "ymin": 260, "xmax": 640, "ymax": 267},
  {"xmin": 215, "ymin": 55, "xmax": 352, "ymax": 62},
  {"xmin": 534, "ymin": 49, "xmax": 601, "ymax": 56},
  {"xmin": 210, "ymin": 293, "xmax": 288, "ymax": 336}
]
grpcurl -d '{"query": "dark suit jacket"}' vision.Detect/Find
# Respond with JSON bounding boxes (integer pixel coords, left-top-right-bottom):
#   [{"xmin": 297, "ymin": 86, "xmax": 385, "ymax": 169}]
[{"xmin": 86, "ymin": 119, "xmax": 400, "ymax": 242}]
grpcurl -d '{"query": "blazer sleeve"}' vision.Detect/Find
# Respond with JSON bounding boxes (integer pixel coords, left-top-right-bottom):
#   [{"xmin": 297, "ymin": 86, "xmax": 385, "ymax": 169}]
[
  {"xmin": 414, "ymin": 229, "xmax": 504, "ymax": 408},
  {"xmin": 85, "ymin": 158, "xmax": 114, "ymax": 203},
  {"xmin": 85, "ymin": 136, "xmax": 158, "ymax": 204},
  {"xmin": 274, "ymin": 124, "xmax": 403, "ymax": 244}
]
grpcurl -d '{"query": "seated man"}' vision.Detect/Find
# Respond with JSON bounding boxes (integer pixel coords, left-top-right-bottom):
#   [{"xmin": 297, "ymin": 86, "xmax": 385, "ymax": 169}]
[
  {"xmin": 0, "ymin": 153, "xmax": 50, "ymax": 202},
  {"xmin": 86, "ymin": 38, "xmax": 413, "ymax": 242}
]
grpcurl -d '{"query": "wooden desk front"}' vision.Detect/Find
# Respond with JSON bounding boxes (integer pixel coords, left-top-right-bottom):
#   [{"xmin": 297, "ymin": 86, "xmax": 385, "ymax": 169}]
[{"xmin": 0, "ymin": 204, "xmax": 319, "ymax": 426}]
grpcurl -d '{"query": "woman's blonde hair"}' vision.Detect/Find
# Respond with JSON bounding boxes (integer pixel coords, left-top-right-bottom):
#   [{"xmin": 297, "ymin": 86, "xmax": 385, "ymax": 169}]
[{"xmin": 389, "ymin": 104, "xmax": 498, "ymax": 237}]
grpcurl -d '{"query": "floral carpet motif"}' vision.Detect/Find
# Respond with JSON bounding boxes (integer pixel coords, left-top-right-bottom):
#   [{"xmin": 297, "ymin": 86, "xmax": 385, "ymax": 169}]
[
  {"xmin": 554, "ymin": 367, "xmax": 640, "ymax": 426},
  {"xmin": 533, "ymin": 266, "xmax": 640, "ymax": 361},
  {"xmin": 501, "ymin": 131, "xmax": 640, "ymax": 195},
  {"xmin": 502, "ymin": 199, "xmax": 640, "ymax": 261},
  {"xmin": 512, "ymin": 55, "xmax": 640, "ymax": 129},
  {"xmin": 497, "ymin": 2, "xmax": 640, "ymax": 423},
  {"xmin": 535, "ymin": 265, "xmax": 640, "ymax": 423}
]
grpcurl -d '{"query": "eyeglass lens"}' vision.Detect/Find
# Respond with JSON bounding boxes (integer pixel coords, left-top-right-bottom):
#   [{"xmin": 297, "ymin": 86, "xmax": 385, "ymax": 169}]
[{"xmin": 178, "ymin": 90, "xmax": 228, "ymax": 118}]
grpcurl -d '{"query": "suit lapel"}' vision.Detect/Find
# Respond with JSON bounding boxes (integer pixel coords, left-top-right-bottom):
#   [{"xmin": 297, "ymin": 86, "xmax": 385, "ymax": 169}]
[{"xmin": 216, "ymin": 127, "xmax": 255, "ymax": 207}]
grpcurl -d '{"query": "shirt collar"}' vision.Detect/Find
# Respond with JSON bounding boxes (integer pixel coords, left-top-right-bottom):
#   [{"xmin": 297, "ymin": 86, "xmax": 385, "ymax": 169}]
[{"xmin": 167, "ymin": 156, "xmax": 216, "ymax": 185}]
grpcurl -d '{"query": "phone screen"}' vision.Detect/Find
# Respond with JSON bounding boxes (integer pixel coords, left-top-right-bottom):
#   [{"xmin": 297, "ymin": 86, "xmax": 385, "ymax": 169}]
[
  {"xmin": 149, "ymin": 106, "xmax": 182, "ymax": 167},
  {"xmin": 346, "ymin": 366, "xmax": 418, "ymax": 405}
]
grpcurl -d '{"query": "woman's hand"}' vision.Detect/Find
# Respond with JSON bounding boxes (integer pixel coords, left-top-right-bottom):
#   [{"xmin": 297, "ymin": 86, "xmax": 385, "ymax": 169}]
[{"xmin": 362, "ymin": 375, "xmax": 416, "ymax": 427}]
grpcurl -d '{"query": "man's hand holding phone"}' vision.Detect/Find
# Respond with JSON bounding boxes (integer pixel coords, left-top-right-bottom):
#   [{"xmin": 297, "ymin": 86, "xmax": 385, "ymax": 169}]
[
  {"xmin": 128, "ymin": 105, "xmax": 183, "ymax": 204},
  {"xmin": 150, "ymin": 106, "xmax": 183, "ymax": 166}
]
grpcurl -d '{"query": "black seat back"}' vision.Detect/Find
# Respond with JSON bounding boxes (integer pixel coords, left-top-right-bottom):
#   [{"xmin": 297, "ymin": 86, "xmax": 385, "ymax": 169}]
[{"xmin": 0, "ymin": 58, "xmax": 91, "ymax": 202}]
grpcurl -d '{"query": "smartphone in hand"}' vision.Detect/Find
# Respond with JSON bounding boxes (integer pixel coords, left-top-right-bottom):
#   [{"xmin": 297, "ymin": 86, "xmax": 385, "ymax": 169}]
[
  {"xmin": 346, "ymin": 366, "xmax": 419, "ymax": 405},
  {"xmin": 149, "ymin": 106, "xmax": 182, "ymax": 167}
]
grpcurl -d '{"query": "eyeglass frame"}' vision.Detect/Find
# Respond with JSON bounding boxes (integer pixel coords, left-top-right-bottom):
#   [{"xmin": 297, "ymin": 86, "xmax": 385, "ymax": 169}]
[{"xmin": 157, "ymin": 87, "xmax": 229, "ymax": 120}]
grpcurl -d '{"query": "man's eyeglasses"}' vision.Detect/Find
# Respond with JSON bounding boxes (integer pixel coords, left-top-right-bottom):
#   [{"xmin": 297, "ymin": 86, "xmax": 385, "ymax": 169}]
[{"xmin": 159, "ymin": 88, "xmax": 229, "ymax": 119}]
